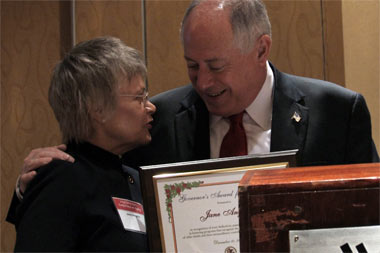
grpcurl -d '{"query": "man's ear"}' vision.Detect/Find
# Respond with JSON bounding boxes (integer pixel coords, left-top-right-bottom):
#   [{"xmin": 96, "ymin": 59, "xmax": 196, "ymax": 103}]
[{"xmin": 256, "ymin": 34, "xmax": 272, "ymax": 65}]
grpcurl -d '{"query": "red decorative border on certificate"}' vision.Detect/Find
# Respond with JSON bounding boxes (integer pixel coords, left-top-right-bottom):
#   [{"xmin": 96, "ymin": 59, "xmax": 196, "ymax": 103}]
[{"xmin": 164, "ymin": 180, "xmax": 241, "ymax": 252}]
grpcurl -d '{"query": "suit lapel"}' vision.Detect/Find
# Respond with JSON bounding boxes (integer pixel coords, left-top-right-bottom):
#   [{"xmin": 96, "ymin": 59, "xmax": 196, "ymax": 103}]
[
  {"xmin": 270, "ymin": 66, "xmax": 309, "ymax": 161},
  {"xmin": 174, "ymin": 88, "xmax": 210, "ymax": 161}
]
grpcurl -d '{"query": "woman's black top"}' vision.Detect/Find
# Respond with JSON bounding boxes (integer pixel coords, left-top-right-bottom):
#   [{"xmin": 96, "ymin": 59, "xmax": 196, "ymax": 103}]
[{"xmin": 14, "ymin": 142, "xmax": 148, "ymax": 252}]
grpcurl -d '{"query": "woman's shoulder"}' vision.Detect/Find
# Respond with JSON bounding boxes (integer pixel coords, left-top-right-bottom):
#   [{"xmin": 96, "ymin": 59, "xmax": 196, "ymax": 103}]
[
  {"xmin": 25, "ymin": 158, "xmax": 99, "ymax": 200},
  {"xmin": 37, "ymin": 158, "xmax": 90, "ymax": 178}
]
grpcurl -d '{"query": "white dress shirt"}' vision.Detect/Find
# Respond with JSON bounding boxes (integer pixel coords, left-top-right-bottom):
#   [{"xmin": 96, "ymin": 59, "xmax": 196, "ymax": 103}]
[{"xmin": 209, "ymin": 61, "xmax": 274, "ymax": 158}]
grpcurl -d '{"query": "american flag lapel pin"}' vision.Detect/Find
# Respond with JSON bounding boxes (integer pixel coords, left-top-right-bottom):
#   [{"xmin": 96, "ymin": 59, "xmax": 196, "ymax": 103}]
[{"xmin": 291, "ymin": 111, "xmax": 301, "ymax": 123}]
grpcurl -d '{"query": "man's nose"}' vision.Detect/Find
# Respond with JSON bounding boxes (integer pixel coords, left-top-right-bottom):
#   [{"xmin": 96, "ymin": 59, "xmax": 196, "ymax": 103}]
[{"xmin": 196, "ymin": 67, "xmax": 214, "ymax": 91}]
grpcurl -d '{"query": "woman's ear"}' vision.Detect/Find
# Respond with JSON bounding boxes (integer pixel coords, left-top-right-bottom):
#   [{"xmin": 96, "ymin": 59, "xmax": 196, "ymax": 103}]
[{"xmin": 91, "ymin": 108, "xmax": 106, "ymax": 124}]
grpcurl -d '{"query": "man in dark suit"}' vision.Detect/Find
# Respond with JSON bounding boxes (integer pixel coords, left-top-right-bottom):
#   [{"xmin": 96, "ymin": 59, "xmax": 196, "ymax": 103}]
[
  {"xmin": 130, "ymin": 66, "xmax": 378, "ymax": 167},
  {"xmin": 126, "ymin": 0, "xmax": 378, "ymax": 167},
  {"xmin": 10, "ymin": 0, "xmax": 379, "ymax": 210}
]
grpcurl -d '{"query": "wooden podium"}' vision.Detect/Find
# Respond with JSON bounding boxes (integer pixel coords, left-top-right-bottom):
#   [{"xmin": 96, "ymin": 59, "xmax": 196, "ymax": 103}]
[{"xmin": 238, "ymin": 163, "xmax": 380, "ymax": 252}]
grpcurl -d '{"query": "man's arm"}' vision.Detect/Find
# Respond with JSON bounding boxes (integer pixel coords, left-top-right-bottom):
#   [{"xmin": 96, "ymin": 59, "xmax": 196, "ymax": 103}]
[{"xmin": 347, "ymin": 93, "xmax": 379, "ymax": 163}]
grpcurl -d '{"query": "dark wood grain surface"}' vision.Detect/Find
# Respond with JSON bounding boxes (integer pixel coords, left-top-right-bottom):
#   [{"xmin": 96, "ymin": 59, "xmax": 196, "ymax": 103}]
[{"xmin": 239, "ymin": 163, "xmax": 380, "ymax": 252}]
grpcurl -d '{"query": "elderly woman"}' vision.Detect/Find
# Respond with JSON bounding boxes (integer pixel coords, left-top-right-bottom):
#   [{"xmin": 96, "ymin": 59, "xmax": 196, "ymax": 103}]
[{"xmin": 14, "ymin": 37, "xmax": 155, "ymax": 252}]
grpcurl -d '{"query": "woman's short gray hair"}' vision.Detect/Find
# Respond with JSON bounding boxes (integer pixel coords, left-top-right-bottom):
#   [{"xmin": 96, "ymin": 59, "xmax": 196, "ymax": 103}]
[
  {"xmin": 49, "ymin": 36, "xmax": 147, "ymax": 143},
  {"xmin": 180, "ymin": 0, "xmax": 271, "ymax": 53}
]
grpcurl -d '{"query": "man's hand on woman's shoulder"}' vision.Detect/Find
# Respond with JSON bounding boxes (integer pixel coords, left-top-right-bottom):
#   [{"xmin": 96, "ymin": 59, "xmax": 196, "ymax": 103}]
[{"xmin": 19, "ymin": 144, "xmax": 75, "ymax": 194}]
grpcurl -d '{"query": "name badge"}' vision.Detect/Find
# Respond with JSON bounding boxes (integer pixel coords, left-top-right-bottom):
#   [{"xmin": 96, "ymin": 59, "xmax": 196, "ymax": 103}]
[{"xmin": 112, "ymin": 197, "xmax": 146, "ymax": 233}]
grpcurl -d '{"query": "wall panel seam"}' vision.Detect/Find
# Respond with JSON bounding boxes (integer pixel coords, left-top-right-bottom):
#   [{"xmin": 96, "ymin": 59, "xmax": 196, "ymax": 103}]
[
  {"xmin": 71, "ymin": 0, "xmax": 76, "ymax": 46},
  {"xmin": 320, "ymin": 0, "xmax": 327, "ymax": 81},
  {"xmin": 141, "ymin": 0, "xmax": 148, "ymax": 89}
]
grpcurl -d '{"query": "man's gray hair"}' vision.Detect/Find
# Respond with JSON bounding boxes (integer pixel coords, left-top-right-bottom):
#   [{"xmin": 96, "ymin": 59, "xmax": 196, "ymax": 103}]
[
  {"xmin": 49, "ymin": 36, "xmax": 147, "ymax": 143},
  {"xmin": 180, "ymin": 0, "xmax": 272, "ymax": 53}
]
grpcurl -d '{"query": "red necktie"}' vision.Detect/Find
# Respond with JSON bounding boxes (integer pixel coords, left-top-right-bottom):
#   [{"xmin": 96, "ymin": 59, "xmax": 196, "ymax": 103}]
[{"xmin": 219, "ymin": 111, "xmax": 247, "ymax": 158}]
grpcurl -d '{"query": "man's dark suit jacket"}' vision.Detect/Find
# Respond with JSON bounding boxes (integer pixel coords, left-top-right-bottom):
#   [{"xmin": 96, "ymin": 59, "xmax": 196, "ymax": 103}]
[{"xmin": 125, "ymin": 63, "xmax": 379, "ymax": 166}]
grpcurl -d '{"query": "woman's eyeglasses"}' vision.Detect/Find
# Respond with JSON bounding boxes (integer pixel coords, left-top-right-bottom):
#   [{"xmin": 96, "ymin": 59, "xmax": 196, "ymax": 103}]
[{"xmin": 118, "ymin": 91, "xmax": 149, "ymax": 105}]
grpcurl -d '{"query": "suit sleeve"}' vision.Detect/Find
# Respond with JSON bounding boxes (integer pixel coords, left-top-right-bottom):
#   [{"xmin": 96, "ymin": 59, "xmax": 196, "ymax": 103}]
[
  {"xmin": 346, "ymin": 93, "xmax": 379, "ymax": 163},
  {"xmin": 5, "ymin": 192, "xmax": 20, "ymax": 224},
  {"xmin": 14, "ymin": 162, "xmax": 84, "ymax": 252}
]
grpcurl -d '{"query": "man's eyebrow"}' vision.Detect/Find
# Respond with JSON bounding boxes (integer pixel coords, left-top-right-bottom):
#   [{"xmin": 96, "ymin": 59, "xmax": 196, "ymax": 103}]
[
  {"xmin": 205, "ymin": 58, "xmax": 222, "ymax": 64},
  {"xmin": 184, "ymin": 56, "xmax": 195, "ymax": 62},
  {"xmin": 184, "ymin": 56, "xmax": 223, "ymax": 63}
]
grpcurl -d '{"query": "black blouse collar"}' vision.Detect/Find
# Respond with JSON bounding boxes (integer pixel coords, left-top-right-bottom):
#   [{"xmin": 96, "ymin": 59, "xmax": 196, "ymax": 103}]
[{"xmin": 66, "ymin": 142, "xmax": 123, "ymax": 171}]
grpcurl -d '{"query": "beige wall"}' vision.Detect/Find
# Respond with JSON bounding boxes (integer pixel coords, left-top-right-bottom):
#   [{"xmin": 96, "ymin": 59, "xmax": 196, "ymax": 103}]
[
  {"xmin": 1, "ymin": 2, "xmax": 64, "ymax": 251},
  {"xmin": 342, "ymin": 0, "xmax": 379, "ymax": 152}
]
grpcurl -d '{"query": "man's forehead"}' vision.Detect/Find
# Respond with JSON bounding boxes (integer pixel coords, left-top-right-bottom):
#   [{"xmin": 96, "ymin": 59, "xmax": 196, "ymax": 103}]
[
  {"xmin": 183, "ymin": 4, "xmax": 233, "ymax": 44},
  {"xmin": 184, "ymin": 55, "xmax": 227, "ymax": 63},
  {"xmin": 179, "ymin": 0, "xmax": 230, "ymax": 41},
  {"xmin": 186, "ymin": 0, "xmax": 229, "ymax": 25},
  {"xmin": 196, "ymin": 0, "xmax": 229, "ymax": 12}
]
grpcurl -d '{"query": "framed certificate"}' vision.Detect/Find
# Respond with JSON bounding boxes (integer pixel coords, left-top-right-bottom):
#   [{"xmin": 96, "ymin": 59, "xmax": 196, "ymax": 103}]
[
  {"xmin": 140, "ymin": 150, "xmax": 297, "ymax": 251},
  {"xmin": 154, "ymin": 163, "xmax": 288, "ymax": 252}
]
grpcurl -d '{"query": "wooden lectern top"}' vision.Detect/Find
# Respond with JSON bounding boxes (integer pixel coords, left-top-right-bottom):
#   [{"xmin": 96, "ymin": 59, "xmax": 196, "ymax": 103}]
[
  {"xmin": 238, "ymin": 163, "xmax": 380, "ymax": 252},
  {"xmin": 240, "ymin": 162, "xmax": 380, "ymax": 193}
]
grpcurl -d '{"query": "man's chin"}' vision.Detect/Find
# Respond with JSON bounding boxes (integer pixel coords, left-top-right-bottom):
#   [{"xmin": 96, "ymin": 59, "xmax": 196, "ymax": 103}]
[
  {"xmin": 206, "ymin": 103, "xmax": 247, "ymax": 117},
  {"xmin": 206, "ymin": 106, "xmax": 234, "ymax": 117}
]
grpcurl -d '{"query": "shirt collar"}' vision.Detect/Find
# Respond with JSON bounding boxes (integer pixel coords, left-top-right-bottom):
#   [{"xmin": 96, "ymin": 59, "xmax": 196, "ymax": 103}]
[
  {"xmin": 210, "ymin": 61, "xmax": 274, "ymax": 130},
  {"xmin": 245, "ymin": 61, "xmax": 273, "ymax": 130}
]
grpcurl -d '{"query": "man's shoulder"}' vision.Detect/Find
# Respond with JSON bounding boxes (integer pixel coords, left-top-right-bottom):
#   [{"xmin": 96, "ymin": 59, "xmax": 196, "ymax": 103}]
[
  {"xmin": 150, "ymin": 84, "xmax": 202, "ymax": 117},
  {"xmin": 276, "ymin": 69, "xmax": 358, "ymax": 101},
  {"xmin": 151, "ymin": 84, "xmax": 195, "ymax": 104}
]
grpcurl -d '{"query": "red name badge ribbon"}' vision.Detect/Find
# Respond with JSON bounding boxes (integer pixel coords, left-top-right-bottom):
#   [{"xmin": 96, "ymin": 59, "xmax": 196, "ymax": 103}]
[{"xmin": 112, "ymin": 197, "xmax": 146, "ymax": 233}]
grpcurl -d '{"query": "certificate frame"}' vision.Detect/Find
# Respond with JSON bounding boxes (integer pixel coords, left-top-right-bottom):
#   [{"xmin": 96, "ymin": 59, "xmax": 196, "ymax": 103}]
[
  {"xmin": 154, "ymin": 162, "xmax": 289, "ymax": 252},
  {"xmin": 140, "ymin": 150, "xmax": 297, "ymax": 251}
]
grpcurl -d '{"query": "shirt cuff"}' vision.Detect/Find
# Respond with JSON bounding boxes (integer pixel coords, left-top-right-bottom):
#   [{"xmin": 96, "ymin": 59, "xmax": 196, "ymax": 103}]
[{"xmin": 15, "ymin": 175, "xmax": 24, "ymax": 200}]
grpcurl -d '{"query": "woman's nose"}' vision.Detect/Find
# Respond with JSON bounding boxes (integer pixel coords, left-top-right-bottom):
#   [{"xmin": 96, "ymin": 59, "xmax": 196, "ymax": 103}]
[{"xmin": 145, "ymin": 100, "xmax": 156, "ymax": 114}]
